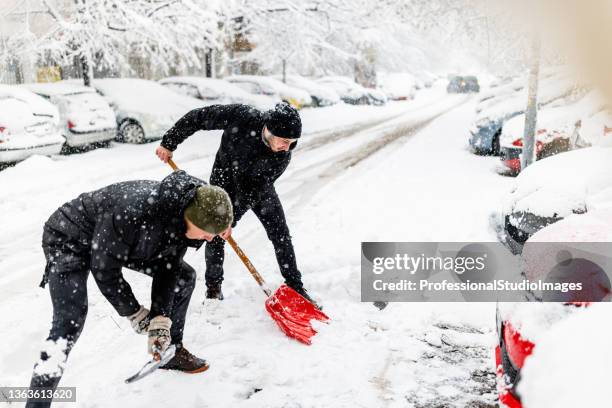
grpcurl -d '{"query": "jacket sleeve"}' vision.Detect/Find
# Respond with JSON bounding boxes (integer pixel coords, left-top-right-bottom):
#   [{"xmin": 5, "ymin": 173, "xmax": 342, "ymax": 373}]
[
  {"xmin": 90, "ymin": 213, "xmax": 140, "ymax": 317},
  {"xmin": 160, "ymin": 104, "xmax": 249, "ymax": 151}
]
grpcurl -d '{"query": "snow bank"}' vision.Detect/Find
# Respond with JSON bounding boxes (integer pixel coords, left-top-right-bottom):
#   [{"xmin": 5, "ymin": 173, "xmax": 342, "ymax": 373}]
[
  {"xmin": 503, "ymin": 147, "xmax": 612, "ymax": 218},
  {"xmin": 518, "ymin": 303, "xmax": 612, "ymax": 408}
]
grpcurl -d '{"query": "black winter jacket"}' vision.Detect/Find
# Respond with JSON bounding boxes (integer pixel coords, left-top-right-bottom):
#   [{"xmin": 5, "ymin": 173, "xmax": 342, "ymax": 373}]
[
  {"xmin": 160, "ymin": 104, "xmax": 295, "ymax": 207},
  {"xmin": 42, "ymin": 171, "xmax": 205, "ymax": 317}
]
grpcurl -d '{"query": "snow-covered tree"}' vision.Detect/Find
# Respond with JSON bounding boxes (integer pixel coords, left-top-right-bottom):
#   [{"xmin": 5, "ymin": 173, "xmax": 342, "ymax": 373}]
[{"xmin": 1, "ymin": 0, "xmax": 222, "ymax": 85}]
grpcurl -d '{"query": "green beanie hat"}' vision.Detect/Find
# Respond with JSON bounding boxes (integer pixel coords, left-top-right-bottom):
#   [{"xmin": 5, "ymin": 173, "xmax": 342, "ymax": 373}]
[{"xmin": 184, "ymin": 185, "xmax": 233, "ymax": 234}]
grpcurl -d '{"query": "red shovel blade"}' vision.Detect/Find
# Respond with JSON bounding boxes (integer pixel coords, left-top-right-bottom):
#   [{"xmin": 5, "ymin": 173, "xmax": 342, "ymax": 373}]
[{"xmin": 264, "ymin": 284, "xmax": 329, "ymax": 345}]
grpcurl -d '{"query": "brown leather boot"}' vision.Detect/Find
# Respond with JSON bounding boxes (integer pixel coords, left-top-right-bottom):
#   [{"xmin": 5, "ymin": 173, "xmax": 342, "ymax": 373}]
[{"xmin": 160, "ymin": 345, "xmax": 209, "ymax": 374}]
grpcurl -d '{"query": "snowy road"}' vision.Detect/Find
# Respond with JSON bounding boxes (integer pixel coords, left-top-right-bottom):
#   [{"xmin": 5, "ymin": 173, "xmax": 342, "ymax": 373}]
[{"xmin": 0, "ymin": 87, "xmax": 514, "ymax": 407}]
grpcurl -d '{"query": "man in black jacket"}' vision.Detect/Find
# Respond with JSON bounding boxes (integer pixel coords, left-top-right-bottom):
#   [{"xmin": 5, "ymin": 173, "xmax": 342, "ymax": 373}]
[
  {"xmin": 155, "ymin": 102, "xmax": 314, "ymax": 303},
  {"xmin": 26, "ymin": 171, "xmax": 232, "ymax": 408}
]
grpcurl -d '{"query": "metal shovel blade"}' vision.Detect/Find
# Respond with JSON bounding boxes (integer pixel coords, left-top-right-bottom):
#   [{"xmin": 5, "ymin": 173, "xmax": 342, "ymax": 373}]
[
  {"xmin": 125, "ymin": 344, "xmax": 177, "ymax": 384},
  {"xmin": 264, "ymin": 285, "xmax": 329, "ymax": 345}
]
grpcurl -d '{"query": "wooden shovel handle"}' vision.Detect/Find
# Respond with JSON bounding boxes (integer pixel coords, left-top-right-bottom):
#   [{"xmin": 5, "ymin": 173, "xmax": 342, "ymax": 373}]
[
  {"xmin": 226, "ymin": 236, "xmax": 271, "ymax": 297},
  {"xmin": 165, "ymin": 158, "xmax": 271, "ymax": 297},
  {"xmin": 168, "ymin": 158, "xmax": 179, "ymax": 171}
]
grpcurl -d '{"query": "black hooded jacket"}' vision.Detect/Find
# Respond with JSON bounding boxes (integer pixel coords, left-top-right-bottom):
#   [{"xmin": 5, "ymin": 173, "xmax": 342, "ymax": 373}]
[
  {"xmin": 160, "ymin": 104, "xmax": 295, "ymax": 207},
  {"xmin": 42, "ymin": 171, "xmax": 205, "ymax": 317}
]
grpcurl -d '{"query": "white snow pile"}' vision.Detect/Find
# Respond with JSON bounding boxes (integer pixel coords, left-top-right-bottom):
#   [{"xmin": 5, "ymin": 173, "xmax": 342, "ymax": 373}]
[
  {"xmin": 518, "ymin": 303, "xmax": 612, "ymax": 408},
  {"xmin": 503, "ymin": 146, "xmax": 612, "ymax": 219},
  {"xmin": 499, "ymin": 90, "xmax": 608, "ymax": 148}
]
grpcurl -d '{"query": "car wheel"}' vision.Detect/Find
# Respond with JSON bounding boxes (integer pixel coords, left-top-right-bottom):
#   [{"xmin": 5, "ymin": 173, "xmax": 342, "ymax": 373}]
[{"xmin": 118, "ymin": 120, "xmax": 146, "ymax": 144}]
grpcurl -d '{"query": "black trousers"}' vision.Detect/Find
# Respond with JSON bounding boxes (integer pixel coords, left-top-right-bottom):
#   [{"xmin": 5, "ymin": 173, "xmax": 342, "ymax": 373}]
[
  {"xmin": 26, "ymin": 247, "xmax": 196, "ymax": 408},
  {"xmin": 205, "ymin": 177, "xmax": 303, "ymax": 290}
]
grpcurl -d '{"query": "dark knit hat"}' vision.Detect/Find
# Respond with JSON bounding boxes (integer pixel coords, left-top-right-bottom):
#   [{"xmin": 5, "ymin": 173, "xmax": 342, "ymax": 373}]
[
  {"xmin": 264, "ymin": 102, "xmax": 302, "ymax": 139},
  {"xmin": 184, "ymin": 185, "xmax": 233, "ymax": 234}
]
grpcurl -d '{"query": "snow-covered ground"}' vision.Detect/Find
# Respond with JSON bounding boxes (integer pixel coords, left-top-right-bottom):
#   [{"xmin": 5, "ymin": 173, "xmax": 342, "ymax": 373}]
[{"xmin": 0, "ymin": 86, "xmax": 515, "ymax": 407}]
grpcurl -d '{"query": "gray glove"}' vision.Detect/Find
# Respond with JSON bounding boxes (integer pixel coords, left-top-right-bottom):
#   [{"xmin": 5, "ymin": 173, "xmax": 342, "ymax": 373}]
[
  {"xmin": 127, "ymin": 305, "xmax": 150, "ymax": 335},
  {"xmin": 147, "ymin": 316, "xmax": 172, "ymax": 357}
]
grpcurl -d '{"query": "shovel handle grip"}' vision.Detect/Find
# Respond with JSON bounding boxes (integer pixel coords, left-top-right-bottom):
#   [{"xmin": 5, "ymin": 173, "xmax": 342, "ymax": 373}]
[{"xmin": 165, "ymin": 159, "xmax": 271, "ymax": 297}]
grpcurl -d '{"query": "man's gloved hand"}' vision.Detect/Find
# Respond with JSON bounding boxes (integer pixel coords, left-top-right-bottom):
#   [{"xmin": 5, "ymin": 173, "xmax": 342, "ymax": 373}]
[
  {"xmin": 147, "ymin": 316, "xmax": 172, "ymax": 357},
  {"xmin": 127, "ymin": 305, "xmax": 150, "ymax": 335}
]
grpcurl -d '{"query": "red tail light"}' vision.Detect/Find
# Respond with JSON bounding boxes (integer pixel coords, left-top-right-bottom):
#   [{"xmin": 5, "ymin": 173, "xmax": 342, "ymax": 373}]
[
  {"xmin": 512, "ymin": 138, "xmax": 523, "ymax": 147},
  {"xmin": 0, "ymin": 126, "xmax": 5, "ymax": 143},
  {"xmin": 0, "ymin": 126, "xmax": 5, "ymax": 133},
  {"xmin": 67, "ymin": 120, "xmax": 75, "ymax": 129}
]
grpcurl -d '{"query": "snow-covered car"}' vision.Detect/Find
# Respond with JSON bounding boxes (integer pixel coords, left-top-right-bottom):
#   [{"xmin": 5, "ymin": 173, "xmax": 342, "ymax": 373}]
[
  {"xmin": 21, "ymin": 82, "xmax": 116, "ymax": 151},
  {"xmin": 377, "ymin": 72, "xmax": 418, "ymax": 101},
  {"xmin": 469, "ymin": 73, "xmax": 578, "ymax": 155},
  {"xmin": 499, "ymin": 91, "xmax": 610, "ymax": 175},
  {"xmin": 501, "ymin": 146, "xmax": 612, "ymax": 253},
  {"xmin": 272, "ymin": 74, "xmax": 340, "ymax": 107},
  {"xmin": 476, "ymin": 76, "xmax": 525, "ymax": 113},
  {"xmin": 87, "ymin": 78, "xmax": 204, "ymax": 143},
  {"xmin": 159, "ymin": 76, "xmax": 276, "ymax": 110},
  {"xmin": 447, "ymin": 75, "xmax": 479, "ymax": 93},
  {"xmin": 496, "ymin": 207, "xmax": 612, "ymax": 408},
  {"xmin": 224, "ymin": 75, "xmax": 312, "ymax": 109},
  {"xmin": 0, "ymin": 85, "xmax": 64, "ymax": 163},
  {"xmin": 316, "ymin": 76, "xmax": 385, "ymax": 106}
]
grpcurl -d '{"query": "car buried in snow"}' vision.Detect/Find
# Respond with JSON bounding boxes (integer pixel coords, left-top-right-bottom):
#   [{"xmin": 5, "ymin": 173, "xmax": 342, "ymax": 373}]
[
  {"xmin": 469, "ymin": 69, "xmax": 578, "ymax": 155},
  {"xmin": 159, "ymin": 76, "xmax": 276, "ymax": 110},
  {"xmin": 224, "ymin": 75, "xmax": 312, "ymax": 109},
  {"xmin": 0, "ymin": 85, "xmax": 64, "ymax": 164},
  {"xmin": 315, "ymin": 76, "xmax": 386, "ymax": 106},
  {"xmin": 85, "ymin": 78, "xmax": 205, "ymax": 144},
  {"xmin": 498, "ymin": 91, "xmax": 610, "ymax": 175},
  {"xmin": 496, "ymin": 206, "xmax": 612, "ymax": 408},
  {"xmin": 272, "ymin": 74, "xmax": 341, "ymax": 107},
  {"xmin": 500, "ymin": 145, "xmax": 612, "ymax": 254},
  {"xmin": 21, "ymin": 82, "xmax": 116, "ymax": 152},
  {"xmin": 377, "ymin": 72, "xmax": 418, "ymax": 101}
]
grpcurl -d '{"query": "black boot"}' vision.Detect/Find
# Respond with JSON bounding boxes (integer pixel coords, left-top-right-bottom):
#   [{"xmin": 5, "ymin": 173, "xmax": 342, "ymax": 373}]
[
  {"xmin": 160, "ymin": 345, "xmax": 209, "ymax": 374},
  {"xmin": 289, "ymin": 284, "xmax": 322, "ymax": 310},
  {"xmin": 205, "ymin": 283, "xmax": 224, "ymax": 300}
]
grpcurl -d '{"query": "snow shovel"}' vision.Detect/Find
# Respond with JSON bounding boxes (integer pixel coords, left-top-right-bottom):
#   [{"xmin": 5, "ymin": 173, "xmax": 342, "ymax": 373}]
[
  {"xmin": 125, "ymin": 344, "xmax": 176, "ymax": 384},
  {"xmin": 167, "ymin": 159, "xmax": 329, "ymax": 344}
]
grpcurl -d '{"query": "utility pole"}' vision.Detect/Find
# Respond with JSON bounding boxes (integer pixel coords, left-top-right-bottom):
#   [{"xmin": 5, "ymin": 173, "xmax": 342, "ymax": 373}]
[{"xmin": 521, "ymin": 35, "xmax": 541, "ymax": 171}]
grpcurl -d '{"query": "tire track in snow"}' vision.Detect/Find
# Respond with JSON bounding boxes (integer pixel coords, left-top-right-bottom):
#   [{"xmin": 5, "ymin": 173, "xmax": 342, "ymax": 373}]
[{"xmin": 283, "ymin": 95, "xmax": 470, "ymax": 214}]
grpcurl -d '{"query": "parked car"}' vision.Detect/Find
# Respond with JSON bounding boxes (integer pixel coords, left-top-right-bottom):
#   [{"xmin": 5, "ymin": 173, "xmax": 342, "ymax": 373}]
[
  {"xmin": 224, "ymin": 75, "xmax": 311, "ymax": 109},
  {"xmin": 86, "ymin": 78, "xmax": 204, "ymax": 143},
  {"xmin": 496, "ymin": 207, "xmax": 612, "ymax": 408},
  {"xmin": 21, "ymin": 82, "xmax": 116, "ymax": 151},
  {"xmin": 377, "ymin": 72, "xmax": 417, "ymax": 101},
  {"xmin": 0, "ymin": 85, "xmax": 64, "ymax": 164},
  {"xmin": 499, "ymin": 91, "xmax": 610, "ymax": 175},
  {"xmin": 272, "ymin": 74, "xmax": 340, "ymax": 107},
  {"xmin": 159, "ymin": 76, "xmax": 275, "ymax": 110},
  {"xmin": 446, "ymin": 75, "xmax": 480, "ymax": 93},
  {"xmin": 469, "ymin": 73, "xmax": 578, "ymax": 155},
  {"xmin": 501, "ymin": 146, "xmax": 612, "ymax": 253},
  {"xmin": 476, "ymin": 77, "xmax": 525, "ymax": 112},
  {"xmin": 316, "ymin": 76, "xmax": 386, "ymax": 105}
]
